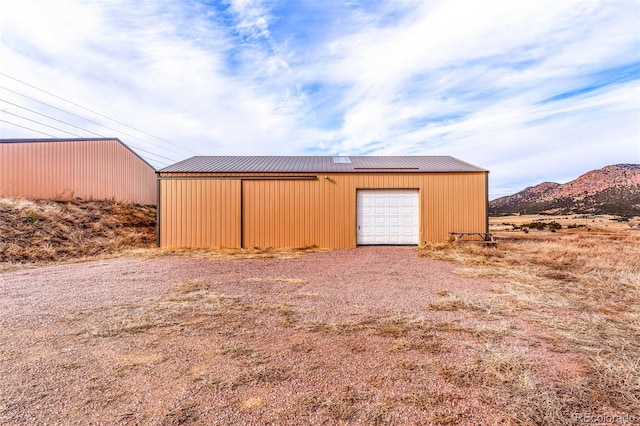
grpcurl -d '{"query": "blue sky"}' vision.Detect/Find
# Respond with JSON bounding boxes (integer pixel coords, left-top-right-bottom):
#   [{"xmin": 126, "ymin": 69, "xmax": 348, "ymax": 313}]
[{"xmin": 1, "ymin": 0, "xmax": 638, "ymax": 199}]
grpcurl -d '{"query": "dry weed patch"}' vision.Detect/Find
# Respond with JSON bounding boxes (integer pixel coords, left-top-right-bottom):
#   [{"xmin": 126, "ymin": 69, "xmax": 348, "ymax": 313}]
[
  {"xmin": 296, "ymin": 386, "xmax": 364, "ymax": 422},
  {"xmin": 149, "ymin": 246, "xmax": 328, "ymax": 261},
  {"xmin": 246, "ymin": 276, "xmax": 307, "ymax": 284},
  {"xmin": 395, "ymin": 390, "xmax": 467, "ymax": 423},
  {"xmin": 0, "ymin": 197, "xmax": 155, "ymax": 266},
  {"xmin": 420, "ymin": 229, "xmax": 640, "ymax": 419},
  {"xmin": 196, "ymin": 365, "xmax": 291, "ymax": 390},
  {"xmin": 174, "ymin": 279, "xmax": 219, "ymax": 293}
]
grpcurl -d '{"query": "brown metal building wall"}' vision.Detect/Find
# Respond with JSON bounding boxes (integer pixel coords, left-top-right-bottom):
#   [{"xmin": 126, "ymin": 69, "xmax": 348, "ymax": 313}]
[
  {"xmin": 159, "ymin": 179, "xmax": 241, "ymax": 248},
  {"xmin": 0, "ymin": 140, "xmax": 157, "ymax": 205},
  {"xmin": 158, "ymin": 172, "xmax": 487, "ymax": 248},
  {"xmin": 242, "ymin": 179, "xmax": 321, "ymax": 248}
]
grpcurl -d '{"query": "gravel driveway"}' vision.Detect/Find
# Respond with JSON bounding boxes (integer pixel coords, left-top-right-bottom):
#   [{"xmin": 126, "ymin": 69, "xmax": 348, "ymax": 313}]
[{"xmin": 0, "ymin": 247, "xmax": 498, "ymax": 424}]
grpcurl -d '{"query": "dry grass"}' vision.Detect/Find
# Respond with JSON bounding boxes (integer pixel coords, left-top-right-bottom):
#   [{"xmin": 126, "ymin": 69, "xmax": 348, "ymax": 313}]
[
  {"xmin": 420, "ymin": 227, "xmax": 640, "ymax": 421},
  {"xmin": 0, "ymin": 197, "xmax": 155, "ymax": 266},
  {"xmin": 3, "ymin": 210, "xmax": 639, "ymax": 423},
  {"xmin": 148, "ymin": 246, "xmax": 329, "ymax": 261},
  {"xmin": 246, "ymin": 277, "xmax": 308, "ymax": 284},
  {"xmin": 490, "ymin": 213, "xmax": 640, "ymax": 232}
]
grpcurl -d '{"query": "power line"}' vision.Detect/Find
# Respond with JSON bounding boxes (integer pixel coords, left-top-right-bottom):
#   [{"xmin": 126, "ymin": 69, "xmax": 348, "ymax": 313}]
[
  {"xmin": 0, "ymin": 119, "xmax": 58, "ymax": 137},
  {"xmin": 0, "ymin": 72, "xmax": 199, "ymax": 155},
  {"xmin": 2, "ymin": 110, "xmax": 84, "ymax": 137},
  {"xmin": 1, "ymin": 98, "xmax": 174, "ymax": 163},
  {"xmin": 0, "ymin": 89, "xmax": 178, "ymax": 163},
  {"xmin": 0, "ymin": 116, "xmax": 172, "ymax": 167},
  {"xmin": 0, "ymin": 111, "xmax": 173, "ymax": 166},
  {"xmin": 0, "ymin": 108, "xmax": 174, "ymax": 163},
  {"xmin": 1, "ymin": 86, "xmax": 183, "ymax": 159},
  {"xmin": 1, "ymin": 110, "xmax": 173, "ymax": 166},
  {"xmin": 0, "ymin": 98, "xmax": 106, "ymax": 138}
]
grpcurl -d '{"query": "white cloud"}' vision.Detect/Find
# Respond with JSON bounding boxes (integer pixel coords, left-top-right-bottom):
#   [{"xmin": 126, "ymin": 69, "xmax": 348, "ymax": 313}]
[
  {"xmin": 0, "ymin": 0, "xmax": 313, "ymax": 166},
  {"xmin": 0, "ymin": 0, "xmax": 638, "ymax": 192}
]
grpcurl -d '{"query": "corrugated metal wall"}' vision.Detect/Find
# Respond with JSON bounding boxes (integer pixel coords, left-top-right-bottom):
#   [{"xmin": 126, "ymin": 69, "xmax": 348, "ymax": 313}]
[
  {"xmin": 159, "ymin": 179, "xmax": 241, "ymax": 248},
  {"xmin": 242, "ymin": 179, "xmax": 321, "ymax": 248},
  {"xmin": 158, "ymin": 172, "xmax": 487, "ymax": 248},
  {"xmin": 0, "ymin": 140, "xmax": 157, "ymax": 205}
]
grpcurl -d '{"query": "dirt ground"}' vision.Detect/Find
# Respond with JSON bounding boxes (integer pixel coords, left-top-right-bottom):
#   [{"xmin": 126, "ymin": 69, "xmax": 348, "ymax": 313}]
[{"xmin": 0, "ymin": 246, "xmax": 631, "ymax": 424}]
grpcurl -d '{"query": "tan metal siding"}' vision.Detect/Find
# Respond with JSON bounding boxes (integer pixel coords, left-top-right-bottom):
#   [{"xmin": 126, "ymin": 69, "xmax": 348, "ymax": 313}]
[
  {"xmin": 159, "ymin": 171, "xmax": 487, "ymax": 248},
  {"xmin": 0, "ymin": 140, "xmax": 156, "ymax": 204},
  {"xmin": 158, "ymin": 179, "xmax": 241, "ymax": 248},
  {"xmin": 242, "ymin": 179, "xmax": 321, "ymax": 248}
]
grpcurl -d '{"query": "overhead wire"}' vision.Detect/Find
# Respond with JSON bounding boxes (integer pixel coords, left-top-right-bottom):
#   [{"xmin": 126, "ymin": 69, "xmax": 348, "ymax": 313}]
[
  {"xmin": 0, "ymin": 98, "xmax": 175, "ymax": 164},
  {"xmin": 0, "ymin": 113, "xmax": 173, "ymax": 167},
  {"xmin": 0, "ymin": 86, "xmax": 184, "ymax": 160},
  {"xmin": 0, "ymin": 90, "xmax": 178, "ymax": 165},
  {"xmin": 0, "ymin": 72, "xmax": 199, "ymax": 155},
  {"xmin": 0, "ymin": 111, "xmax": 173, "ymax": 167},
  {"xmin": 0, "ymin": 115, "xmax": 173, "ymax": 167},
  {"xmin": 0, "ymin": 113, "xmax": 174, "ymax": 167},
  {"xmin": 0, "ymin": 119, "xmax": 58, "ymax": 138},
  {"xmin": 2, "ymin": 110, "xmax": 84, "ymax": 137},
  {"xmin": 0, "ymin": 98, "xmax": 106, "ymax": 138},
  {"xmin": 0, "ymin": 110, "xmax": 173, "ymax": 166}
]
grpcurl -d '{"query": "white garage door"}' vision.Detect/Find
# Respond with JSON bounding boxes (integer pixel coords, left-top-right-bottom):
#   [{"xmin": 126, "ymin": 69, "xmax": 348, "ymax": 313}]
[{"xmin": 357, "ymin": 189, "xmax": 419, "ymax": 245}]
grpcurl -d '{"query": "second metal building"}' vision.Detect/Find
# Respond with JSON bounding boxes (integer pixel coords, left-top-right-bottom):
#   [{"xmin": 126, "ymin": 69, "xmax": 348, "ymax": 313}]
[
  {"xmin": 0, "ymin": 138, "xmax": 157, "ymax": 205},
  {"xmin": 157, "ymin": 156, "xmax": 488, "ymax": 249}
]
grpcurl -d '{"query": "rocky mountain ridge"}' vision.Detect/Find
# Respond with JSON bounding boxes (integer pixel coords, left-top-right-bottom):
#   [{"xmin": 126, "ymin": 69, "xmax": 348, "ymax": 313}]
[{"xmin": 490, "ymin": 164, "xmax": 640, "ymax": 216}]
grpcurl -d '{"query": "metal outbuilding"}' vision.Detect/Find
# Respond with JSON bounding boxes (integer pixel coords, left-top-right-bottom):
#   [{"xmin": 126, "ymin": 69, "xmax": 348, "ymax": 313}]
[
  {"xmin": 0, "ymin": 138, "xmax": 157, "ymax": 205},
  {"xmin": 157, "ymin": 156, "xmax": 488, "ymax": 249}
]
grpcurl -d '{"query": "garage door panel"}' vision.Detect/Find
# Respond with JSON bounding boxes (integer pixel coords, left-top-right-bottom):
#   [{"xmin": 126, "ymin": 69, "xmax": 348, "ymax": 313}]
[{"xmin": 357, "ymin": 189, "xmax": 419, "ymax": 245}]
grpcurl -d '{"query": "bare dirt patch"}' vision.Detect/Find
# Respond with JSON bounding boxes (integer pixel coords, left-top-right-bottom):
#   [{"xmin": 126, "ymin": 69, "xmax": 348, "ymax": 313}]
[{"xmin": 1, "ymin": 241, "xmax": 637, "ymax": 424}]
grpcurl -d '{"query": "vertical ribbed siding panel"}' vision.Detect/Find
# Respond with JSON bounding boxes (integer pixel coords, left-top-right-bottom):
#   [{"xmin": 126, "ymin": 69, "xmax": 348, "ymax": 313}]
[
  {"xmin": 319, "ymin": 178, "xmax": 327, "ymax": 247},
  {"xmin": 347, "ymin": 176, "xmax": 355, "ymax": 248},
  {"xmin": 206, "ymin": 179, "xmax": 214, "ymax": 247},
  {"xmin": 434, "ymin": 175, "xmax": 442, "ymax": 241},
  {"xmin": 215, "ymin": 180, "xmax": 224, "ymax": 246},
  {"xmin": 159, "ymin": 178, "xmax": 241, "ymax": 248},
  {"xmin": 159, "ymin": 179, "xmax": 167, "ymax": 246},
  {"xmin": 242, "ymin": 179, "xmax": 321, "ymax": 248},
  {"xmin": 293, "ymin": 181, "xmax": 299, "ymax": 246},
  {"xmin": 270, "ymin": 181, "xmax": 276, "ymax": 245},
  {"xmin": 0, "ymin": 140, "xmax": 156, "ymax": 204},
  {"xmin": 188, "ymin": 180, "xmax": 194, "ymax": 245},
  {"xmin": 242, "ymin": 180, "xmax": 249, "ymax": 248}
]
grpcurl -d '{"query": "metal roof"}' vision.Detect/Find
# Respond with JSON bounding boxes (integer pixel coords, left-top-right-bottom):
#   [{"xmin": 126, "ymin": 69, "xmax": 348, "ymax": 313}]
[{"xmin": 159, "ymin": 156, "xmax": 486, "ymax": 173}]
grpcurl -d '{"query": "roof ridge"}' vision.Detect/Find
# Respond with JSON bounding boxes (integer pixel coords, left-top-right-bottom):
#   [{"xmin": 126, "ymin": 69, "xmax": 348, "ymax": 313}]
[{"xmin": 159, "ymin": 155, "xmax": 486, "ymax": 173}]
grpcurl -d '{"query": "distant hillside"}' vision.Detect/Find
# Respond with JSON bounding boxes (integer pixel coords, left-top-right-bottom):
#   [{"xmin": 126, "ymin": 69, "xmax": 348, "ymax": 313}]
[
  {"xmin": 0, "ymin": 198, "xmax": 155, "ymax": 263},
  {"xmin": 490, "ymin": 164, "xmax": 640, "ymax": 216}
]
